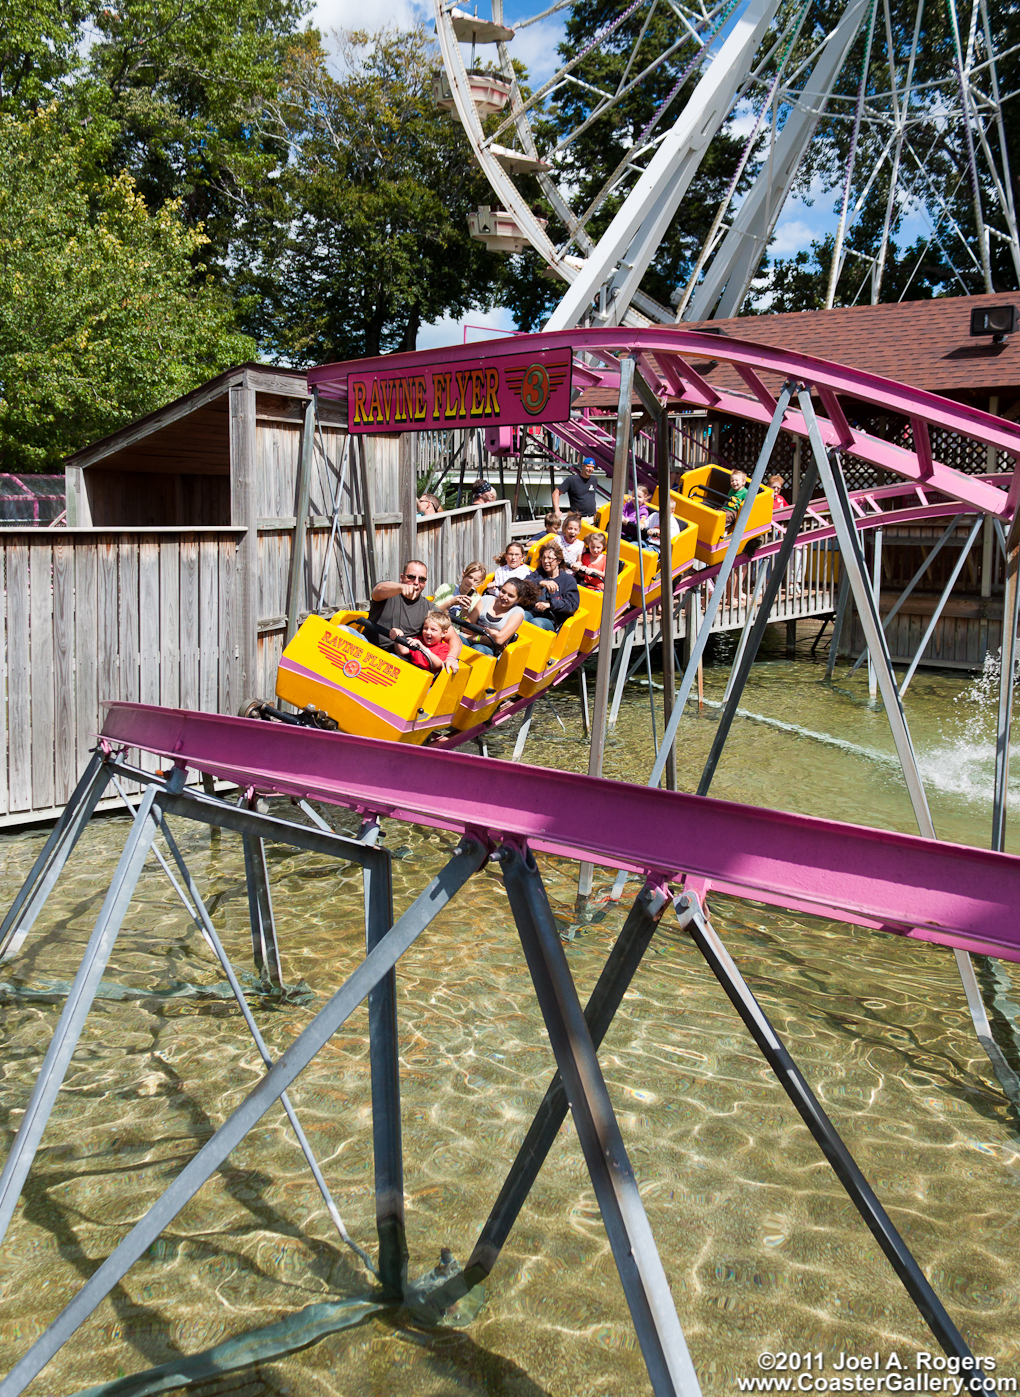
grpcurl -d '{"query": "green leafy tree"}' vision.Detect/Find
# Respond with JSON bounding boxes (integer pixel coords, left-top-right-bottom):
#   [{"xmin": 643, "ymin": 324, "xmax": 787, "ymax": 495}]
[
  {"xmin": 0, "ymin": 108, "xmax": 254, "ymax": 471},
  {"xmin": 0, "ymin": 0, "xmax": 85, "ymax": 113},
  {"xmin": 79, "ymin": 0, "xmax": 307, "ymax": 272},
  {"xmin": 247, "ymin": 26, "xmax": 503, "ymax": 361}
]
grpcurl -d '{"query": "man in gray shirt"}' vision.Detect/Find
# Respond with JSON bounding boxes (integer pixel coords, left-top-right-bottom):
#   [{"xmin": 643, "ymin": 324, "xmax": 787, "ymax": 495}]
[{"xmin": 368, "ymin": 560, "xmax": 463, "ymax": 668}]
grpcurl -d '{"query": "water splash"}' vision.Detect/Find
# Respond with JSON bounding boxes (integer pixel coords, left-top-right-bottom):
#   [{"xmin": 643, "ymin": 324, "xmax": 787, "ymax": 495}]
[{"xmin": 915, "ymin": 647, "xmax": 1020, "ymax": 807}]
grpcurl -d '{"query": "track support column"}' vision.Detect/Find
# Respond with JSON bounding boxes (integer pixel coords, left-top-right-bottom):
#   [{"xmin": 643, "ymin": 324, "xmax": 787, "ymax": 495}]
[
  {"xmin": 502, "ymin": 843, "xmax": 701, "ymax": 1397},
  {"xmin": 419, "ymin": 875, "xmax": 671, "ymax": 1314},
  {"xmin": 363, "ymin": 826, "xmax": 407, "ymax": 1298}
]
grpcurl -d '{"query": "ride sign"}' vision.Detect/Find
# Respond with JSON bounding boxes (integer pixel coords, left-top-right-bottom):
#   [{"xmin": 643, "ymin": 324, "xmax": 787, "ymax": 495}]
[{"xmin": 346, "ymin": 346, "xmax": 573, "ymax": 434}]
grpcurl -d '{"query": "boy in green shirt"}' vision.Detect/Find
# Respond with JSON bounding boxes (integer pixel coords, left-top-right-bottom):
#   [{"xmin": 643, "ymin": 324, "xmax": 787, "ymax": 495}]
[{"xmin": 724, "ymin": 470, "xmax": 749, "ymax": 528}]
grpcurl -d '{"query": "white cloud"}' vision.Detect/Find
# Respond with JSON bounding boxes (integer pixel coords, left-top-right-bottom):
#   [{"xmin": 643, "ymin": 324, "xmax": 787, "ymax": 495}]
[
  {"xmin": 310, "ymin": 0, "xmax": 427, "ymax": 40},
  {"xmin": 417, "ymin": 306, "xmax": 518, "ymax": 350},
  {"xmin": 768, "ymin": 217, "xmax": 817, "ymax": 258}
]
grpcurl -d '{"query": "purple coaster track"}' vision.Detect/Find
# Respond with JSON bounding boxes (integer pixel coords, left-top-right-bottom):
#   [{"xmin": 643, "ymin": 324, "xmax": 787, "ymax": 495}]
[{"xmin": 102, "ymin": 701, "xmax": 1020, "ymax": 963}]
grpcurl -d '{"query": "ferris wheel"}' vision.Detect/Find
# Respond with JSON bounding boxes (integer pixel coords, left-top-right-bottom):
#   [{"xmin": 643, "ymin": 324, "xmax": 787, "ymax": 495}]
[{"xmin": 432, "ymin": 0, "xmax": 1020, "ymax": 330}]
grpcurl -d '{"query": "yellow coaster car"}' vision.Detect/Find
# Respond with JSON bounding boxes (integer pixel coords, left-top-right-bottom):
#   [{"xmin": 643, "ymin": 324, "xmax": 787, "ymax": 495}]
[
  {"xmin": 675, "ymin": 466, "xmax": 774, "ymax": 566},
  {"xmin": 274, "ymin": 566, "xmax": 643, "ymax": 742},
  {"xmin": 588, "ymin": 503, "xmax": 698, "ymax": 607},
  {"xmin": 276, "ymin": 611, "xmax": 471, "ymax": 745}
]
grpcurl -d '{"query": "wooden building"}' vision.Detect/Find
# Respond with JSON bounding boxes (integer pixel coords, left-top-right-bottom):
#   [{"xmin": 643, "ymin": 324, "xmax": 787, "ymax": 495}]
[{"xmin": 0, "ymin": 365, "xmax": 510, "ymax": 828}]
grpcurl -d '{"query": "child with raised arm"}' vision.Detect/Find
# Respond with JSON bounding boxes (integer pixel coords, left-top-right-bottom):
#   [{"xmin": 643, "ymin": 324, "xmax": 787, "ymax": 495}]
[{"xmin": 724, "ymin": 471, "xmax": 749, "ymax": 527}]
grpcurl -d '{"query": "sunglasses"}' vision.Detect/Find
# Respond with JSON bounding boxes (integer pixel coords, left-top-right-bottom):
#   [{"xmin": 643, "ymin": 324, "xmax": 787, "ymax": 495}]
[{"xmin": 404, "ymin": 573, "xmax": 427, "ymax": 582}]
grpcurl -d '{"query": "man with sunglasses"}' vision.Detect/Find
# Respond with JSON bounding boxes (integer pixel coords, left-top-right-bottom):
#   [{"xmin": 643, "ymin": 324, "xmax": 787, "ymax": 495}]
[{"xmin": 368, "ymin": 561, "xmax": 463, "ymax": 669}]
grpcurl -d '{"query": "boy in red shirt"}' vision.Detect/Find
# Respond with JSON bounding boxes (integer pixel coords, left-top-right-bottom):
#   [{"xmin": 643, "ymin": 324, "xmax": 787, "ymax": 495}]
[{"xmin": 398, "ymin": 610, "xmax": 457, "ymax": 674}]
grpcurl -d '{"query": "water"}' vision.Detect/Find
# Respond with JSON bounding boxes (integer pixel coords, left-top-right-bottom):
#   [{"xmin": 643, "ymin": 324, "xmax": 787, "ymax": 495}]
[{"xmin": 2, "ymin": 645, "xmax": 1020, "ymax": 1395}]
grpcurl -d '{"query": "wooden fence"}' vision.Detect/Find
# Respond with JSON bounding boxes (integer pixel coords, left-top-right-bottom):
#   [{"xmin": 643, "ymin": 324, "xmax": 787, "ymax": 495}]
[{"xmin": 0, "ymin": 528, "xmax": 244, "ymax": 826}]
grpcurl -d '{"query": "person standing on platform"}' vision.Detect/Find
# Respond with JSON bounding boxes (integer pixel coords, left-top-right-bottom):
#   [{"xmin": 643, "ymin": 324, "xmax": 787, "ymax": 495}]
[
  {"xmin": 552, "ymin": 457, "xmax": 599, "ymax": 519},
  {"xmin": 368, "ymin": 561, "xmax": 462, "ymax": 667}
]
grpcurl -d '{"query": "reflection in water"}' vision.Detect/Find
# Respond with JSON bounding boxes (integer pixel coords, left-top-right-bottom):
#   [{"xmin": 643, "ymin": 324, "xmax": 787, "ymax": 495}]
[{"xmin": 1, "ymin": 651, "xmax": 1019, "ymax": 1395}]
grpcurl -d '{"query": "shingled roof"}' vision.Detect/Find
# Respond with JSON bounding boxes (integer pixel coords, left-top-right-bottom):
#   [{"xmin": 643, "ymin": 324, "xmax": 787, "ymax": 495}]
[
  {"xmin": 575, "ymin": 293, "xmax": 1020, "ymax": 416},
  {"xmin": 688, "ymin": 291, "xmax": 1020, "ymax": 408}
]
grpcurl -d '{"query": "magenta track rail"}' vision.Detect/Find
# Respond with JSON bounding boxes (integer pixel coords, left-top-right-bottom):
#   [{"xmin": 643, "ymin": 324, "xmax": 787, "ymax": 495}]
[
  {"xmin": 103, "ymin": 703, "xmax": 1020, "ymax": 964},
  {"xmin": 309, "ymin": 327, "xmax": 1020, "ymax": 519}
]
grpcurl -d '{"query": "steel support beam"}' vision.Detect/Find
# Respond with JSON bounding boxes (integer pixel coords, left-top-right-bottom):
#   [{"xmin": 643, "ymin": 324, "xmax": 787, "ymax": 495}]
[
  {"xmin": 825, "ymin": 571, "xmax": 851, "ymax": 680},
  {"xmin": 657, "ymin": 410, "xmax": 677, "ymax": 789},
  {"xmin": 800, "ymin": 397, "xmax": 1017, "ymax": 1094},
  {"xmin": 285, "ymin": 392, "xmax": 317, "ymax": 648},
  {"xmin": 868, "ymin": 527, "xmax": 883, "ymax": 701},
  {"xmin": 0, "ymin": 838, "xmax": 488, "ymax": 1397},
  {"xmin": 992, "ymin": 518, "xmax": 1020, "ymax": 852},
  {"xmin": 848, "ymin": 514, "xmax": 965, "ymax": 678},
  {"xmin": 580, "ymin": 356, "xmax": 635, "ymax": 899},
  {"xmin": 420, "ymin": 877, "xmax": 670, "ymax": 1315},
  {"xmin": 723, "ymin": 559, "xmax": 769, "ymax": 706},
  {"xmin": 155, "ymin": 811, "xmax": 379, "ymax": 1276},
  {"xmin": 502, "ymin": 844, "xmax": 701, "ymax": 1397},
  {"xmin": 899, "ymin": 515, "xmax": 984, "ymax": 696},
  {"xmin": 0, "ymin": 751, "xmax": 113, "ymax": 964},
  {"xmin": 698, "ymin": 457, "xmax": 820, "ymax": 796},
  {"xmin": 0, "ymin": 787, "xmax": 160, "ymax": 1250},
  {"xmin": 645, "ymin": 385, "xmax": 793, "ymax": 791},
  {"xmin": 364, "ymin": 826, "xmax": 406, "ymax": 1299},
  {"xmin": 674, "ymin": 892, "xmax": 990, "ymax": 1389},
  {"xmin": 609, "ymin": 622, "xmax": 638, "ymax": 729},
  {"xmin": 242, "ymin": 817, "xmax": 284, "ymax": 988},
  {"xmin": 511, "ymin": 703, "xmax": 535, "ymax": 763},
  {"xmin": 799, "ymin": 392, "xmax": 936, "ymax": 835}
]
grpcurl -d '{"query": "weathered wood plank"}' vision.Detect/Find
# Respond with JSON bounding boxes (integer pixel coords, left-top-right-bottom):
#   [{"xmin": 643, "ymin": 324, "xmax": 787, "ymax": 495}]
[
  {"xmin": 7, "ymin": 541, "xmax": 32, "ymax": 811},
  {"xmin": 118, "ymin": 537, "xmax": 140, "ymax": 706},
  {"xmin": 97, "ymin": 535, "xmax": 120, "ymax": 706},
  {"xmin": 199, "ymin": 538, "xmax": 219, "ymax": 712},
  {"xmin": 52, "ymin": 539, "xmax": 76, "ymax": 802},
  {"xmin": 180, "ymin": 535, "xmax": 200, "ymax": 710},
  {"xmin": 74, "ymin": 542, "xmax": 99, "ymax": 779},
  {"xmin": 230, "ymin": 381, "xmax": 259, "ymax": 700},
  {"xmin": 138, "ymin": 540, "xmax": 161, "ymax": 707},
  {"xmin": 29, "ymin": 542, "xmax": 56, "ymax": 811},
  {"xmin": 220, "ymin": 537, "xmax": 239, "ymax": 714},
  {"xmin": 159, "ymin": 539, "xmax": 181, "ymax": 709}
]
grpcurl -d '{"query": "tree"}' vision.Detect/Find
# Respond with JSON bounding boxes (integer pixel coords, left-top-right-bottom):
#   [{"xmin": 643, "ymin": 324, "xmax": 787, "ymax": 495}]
[
  {"xmin": 0, "ymin": 108, "xmax": 254, "ymax": 471},
  {"xmin": 0, "ymin": 0, "xmax": 85, "ymax": 113},
  {"xmin": 246, "ymin": 26, "xmax": 503, "ymax": 361},
  {"xmin": 80, "ymin": 0, "xmax": 307, "ymax": 274}
]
